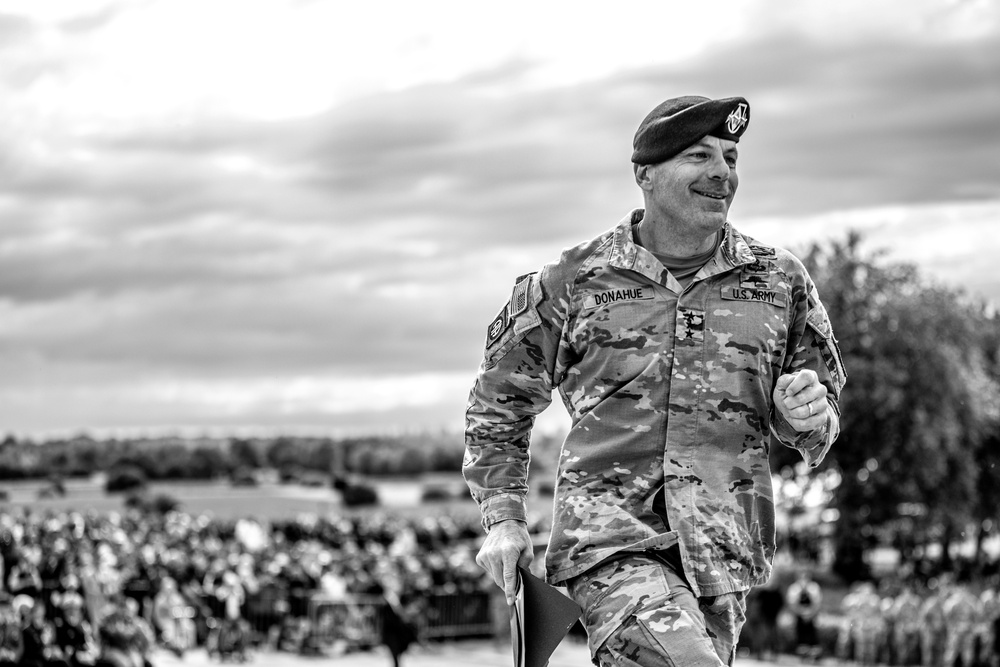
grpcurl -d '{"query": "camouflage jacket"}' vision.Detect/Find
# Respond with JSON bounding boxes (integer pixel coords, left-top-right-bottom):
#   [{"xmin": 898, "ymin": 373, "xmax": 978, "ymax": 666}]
[{"xmin": 463, "ymin": 209, "xmax": 846, "ymax": 596}]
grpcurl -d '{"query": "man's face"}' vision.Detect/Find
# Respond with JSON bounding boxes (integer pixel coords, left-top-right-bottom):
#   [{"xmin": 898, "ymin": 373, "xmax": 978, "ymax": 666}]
[{"xmin": 638, "ymin": 135, "xmax": 739, "ymax": 233}]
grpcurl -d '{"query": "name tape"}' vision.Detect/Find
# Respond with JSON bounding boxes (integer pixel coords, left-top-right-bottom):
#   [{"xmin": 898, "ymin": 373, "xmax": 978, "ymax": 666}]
[{"xmin": 584, "ymin": 287, "xmax": 654, "ymax": 310}]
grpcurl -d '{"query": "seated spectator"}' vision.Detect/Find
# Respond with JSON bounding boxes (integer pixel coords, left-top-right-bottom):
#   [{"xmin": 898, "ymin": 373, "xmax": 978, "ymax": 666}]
[
  {"xmin": 53, "ymin": 591, "xmax": 99, "ymax": 667},
  {"xmin": 122, "ymin": 598, "xmax": 154, "ymax": 667},
  {"xmin": 7, "ymin": 549, "xmax": 43, "ymax": 600},
  {"xmin": 0, "ymin": 597, "xmax": 24, "ymax": 665},
  {"xmin": 95, "ymin": 605, "xmax": 145, "ymax": 667},
  {"xmin": 15, "ymin": 593, "xmax": 69, "ymax": 667},
  {"xmin": 151, "ymin": 576, "xmax": 194, "ymax": 656}
]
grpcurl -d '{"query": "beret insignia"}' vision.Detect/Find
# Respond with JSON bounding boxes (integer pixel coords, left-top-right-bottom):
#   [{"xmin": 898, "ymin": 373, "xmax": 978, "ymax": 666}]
[{"xmin": 725, "ymin": 103, "xmax": 749, "ymax": 135}]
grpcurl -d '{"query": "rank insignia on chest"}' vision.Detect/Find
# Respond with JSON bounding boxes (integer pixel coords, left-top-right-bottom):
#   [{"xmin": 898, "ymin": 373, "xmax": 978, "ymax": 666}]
[{"xmin": 676, "ymin": 306, "xmax": 705, "ymax": 342}]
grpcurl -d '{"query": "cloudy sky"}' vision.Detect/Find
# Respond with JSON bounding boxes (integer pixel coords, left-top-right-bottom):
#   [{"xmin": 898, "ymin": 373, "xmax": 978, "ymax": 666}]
[{"xmin": 1, "ymin": 0, "xmax": 998, "ymax": 439}]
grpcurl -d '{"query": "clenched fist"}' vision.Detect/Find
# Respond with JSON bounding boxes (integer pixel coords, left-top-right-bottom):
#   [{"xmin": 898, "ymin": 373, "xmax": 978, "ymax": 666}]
[{"xmin": 773, "ymin": 369, "xmax": 829, "ymax": 432}]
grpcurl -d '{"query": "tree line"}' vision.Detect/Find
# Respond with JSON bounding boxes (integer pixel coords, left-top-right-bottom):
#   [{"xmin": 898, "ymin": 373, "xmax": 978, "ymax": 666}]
[
  {"xmin": 771, "ymin": 232, "xmax": 1000, "ymax": 581},
  {"xmin": 0, "ymin": 432, "xmax": 466, "ymax": 481}
]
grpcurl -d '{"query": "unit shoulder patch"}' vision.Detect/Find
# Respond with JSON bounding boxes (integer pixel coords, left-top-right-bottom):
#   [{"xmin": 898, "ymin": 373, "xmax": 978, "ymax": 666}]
[{"xmin": 485, "ymin": 305, "xmax": 510, "ymax": 347}]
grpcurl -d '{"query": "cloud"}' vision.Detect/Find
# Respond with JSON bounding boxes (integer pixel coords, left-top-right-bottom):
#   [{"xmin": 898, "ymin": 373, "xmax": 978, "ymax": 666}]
[
  {"xmin": 0, "ymin": 13, "xmax": 34, "ymax": 48},
  {"xmin": 1, "ymin": 0, "xmax": 999, "ymax": 436}
]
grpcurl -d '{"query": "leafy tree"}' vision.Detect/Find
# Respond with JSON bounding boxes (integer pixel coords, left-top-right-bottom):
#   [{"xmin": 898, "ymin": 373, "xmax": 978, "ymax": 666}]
[
  {"xmin": 774, "ymin": 232, "xmax": 1000, "ymax": 580},
  {"xmin": 188, "ymin": 446, "xmax": 230, "ymax": 479},
  {"xmin": 265, "ymin": 436, "xmax": 300, "ymax": 470},
  {"xmin": 229, "ymin": 438, "xmax": 262, "ymax": 469},
  {"xmin": 105, "ymin": 465, "xmax": 148, "ymax": 494}
]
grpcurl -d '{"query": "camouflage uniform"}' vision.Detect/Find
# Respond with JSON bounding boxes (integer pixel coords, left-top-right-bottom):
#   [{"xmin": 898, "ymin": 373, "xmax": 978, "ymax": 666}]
[
  {"xmin": 919, "ymin": 588, "xmax": 948, "ymax": 667},
  {"xmin": 567, "ymin": 553, "xmax": 746, "ymax": 666},
  {"xmin": 980, "ymin": 588, "xmax": 1000, "ymax": 667},
  {"xmin": 888, "ymin": 586, "xmax": 923, "ymax": 666},
  {"xmin": 943, "ymin": 585, "xmax": 982, "ymax": 667},
  {"xmin": 464, "ymin": 210, "xmax": 846, "ymax": 663},
  {"xmin": 853, "ymin": 584, "xmax": 886, "ymax": 666}
]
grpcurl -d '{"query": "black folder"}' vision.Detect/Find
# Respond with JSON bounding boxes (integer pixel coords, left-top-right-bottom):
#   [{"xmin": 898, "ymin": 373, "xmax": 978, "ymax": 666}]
[{"xmin": 510, "ymin": 566, "xmax": 583, "ymax": 667}]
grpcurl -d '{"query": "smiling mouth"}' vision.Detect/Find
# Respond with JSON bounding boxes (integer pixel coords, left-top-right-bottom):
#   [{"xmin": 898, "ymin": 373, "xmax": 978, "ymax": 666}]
[{"xmin": 693, "ymin": 189, "xmax": 728, "ymax": 200}]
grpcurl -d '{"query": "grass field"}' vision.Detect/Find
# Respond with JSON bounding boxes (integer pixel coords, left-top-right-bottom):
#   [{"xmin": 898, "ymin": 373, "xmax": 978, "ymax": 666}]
[{"xmin": 0, "ymin": 475, "xmax": 491, "ymax": 522}]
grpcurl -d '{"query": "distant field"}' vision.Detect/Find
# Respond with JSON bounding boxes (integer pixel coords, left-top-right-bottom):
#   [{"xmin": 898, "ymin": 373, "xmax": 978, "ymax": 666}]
[{"xmin": 0, "ymin": 475, "xmax": 552, "ymax": 523}]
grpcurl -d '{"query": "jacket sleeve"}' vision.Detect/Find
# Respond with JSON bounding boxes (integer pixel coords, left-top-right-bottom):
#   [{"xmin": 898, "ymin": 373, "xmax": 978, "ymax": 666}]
[
  {"xmin": 771, "ymin": 276, "xmax": 847, "ymax": 467},
  {"xmin": 462, "ymin": 267, "xmax": 566, "ymax": 530}
]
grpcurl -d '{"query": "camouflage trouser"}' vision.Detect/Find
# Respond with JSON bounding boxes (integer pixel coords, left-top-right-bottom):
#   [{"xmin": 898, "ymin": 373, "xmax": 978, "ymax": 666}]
[
  {"xmin": 892, "ymin": 623, "xmax": 920, "ymax": 666},
  {"xmin": 944, "ymin": 623, "xmax": 976, "ymax": 667},
  {"xmin": 567, "ymin": 554, "xmax": 746, "ymax": 667},
  {"xmin": 853, "ymin": 619, "xmax": 886, "ymax": 666},
  {"xmin": 920, "ymin": 627, "xmax": 945, "ymax": 667},
  {"xmin": 975, "ymin": 621, "xmax": 998, "ymax": 667}
]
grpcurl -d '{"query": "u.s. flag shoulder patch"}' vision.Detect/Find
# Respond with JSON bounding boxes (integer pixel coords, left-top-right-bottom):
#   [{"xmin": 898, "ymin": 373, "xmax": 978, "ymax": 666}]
[
  {"xmin": 509, "ymin": 273, "xmax": 532, "ymax": 318},
  {"xmin": 486, "ymin": 273, "xmax": 534, "ymax": 348}
]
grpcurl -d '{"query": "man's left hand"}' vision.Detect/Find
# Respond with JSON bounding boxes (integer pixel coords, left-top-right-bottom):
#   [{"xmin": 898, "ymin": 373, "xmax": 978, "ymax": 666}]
[{"xmin": 773, "ymin": 369, "xmax": 829, "ymax": 432}]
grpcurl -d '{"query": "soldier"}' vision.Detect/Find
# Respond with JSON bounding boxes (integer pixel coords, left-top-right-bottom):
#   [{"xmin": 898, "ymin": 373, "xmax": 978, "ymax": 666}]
[
  {"xmin": 942, "ymin": 582, "xmax": 982, "ymax": 667},
  {"xmin": 786, "ymin": 569, "xmax": 823, "ymax": 661},
  {"xmin": 835, "ymin": 582, "xmax": 862, "ymax": 662},
  {"xmin": 919, "ymin": 580, "xmax": 949, "ymax": 667},
  {"xmin": 463, "ymin": 95, "xmax": 846, "ymax": 667},
  {"xmin": 888, "ymin": 583, "xmax": 923, "ymax": 666},
  {"xmin": 851, "ymin": 582, "xmax": 885, "ymax": 666},
  {"xmin": 980, "ymin": 585, "xmax": 1000, "ymax": 667}
]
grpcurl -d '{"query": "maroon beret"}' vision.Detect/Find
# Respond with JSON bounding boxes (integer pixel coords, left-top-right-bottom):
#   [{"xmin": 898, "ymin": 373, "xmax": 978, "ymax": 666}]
[{"xmin": 631, "ymin": 95, "xmax": 750, "ymax": 165}]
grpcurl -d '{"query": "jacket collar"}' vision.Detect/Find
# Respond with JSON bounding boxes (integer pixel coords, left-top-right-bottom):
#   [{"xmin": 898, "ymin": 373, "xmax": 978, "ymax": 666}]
[{"xmin": 609, "ymin": 208, "xmax": 757, "ymax": 286}]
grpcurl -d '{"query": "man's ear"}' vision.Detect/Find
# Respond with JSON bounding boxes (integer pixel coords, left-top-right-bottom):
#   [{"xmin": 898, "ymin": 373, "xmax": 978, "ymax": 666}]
[{"xmin": 634, "ymin": 163, "xmax": 652, "ymax": 191}]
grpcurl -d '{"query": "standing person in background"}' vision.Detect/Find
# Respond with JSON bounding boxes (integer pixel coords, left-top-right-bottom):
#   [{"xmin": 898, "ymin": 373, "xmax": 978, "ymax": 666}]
[
  {"xmin": 920, "ymin": 578, "xmax": 949, "ymax": 667},
  {"xmin": 850, "ymin": 582, "xmax": 885, "ymax": 666},
  {"xmin": 942, "ymin": 581, "xmax": 982, "ymax": 667},
  {"xmin": 888, "ymin": 582, "xmax": 923, "ymax": 666},
  {"xmin": 786, "ymin": 569, "xmax": 823, "ymax": 662},
  {"xmin": 980, "ymin": 585, "xmax": 1000, "ymax": 667},
  {"xmin": 464, "ymin": 94, "xmax": 846, "ymax": 666}
]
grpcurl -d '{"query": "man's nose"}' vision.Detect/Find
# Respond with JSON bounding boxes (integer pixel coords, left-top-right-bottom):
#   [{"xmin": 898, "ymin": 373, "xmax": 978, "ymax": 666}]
[{"xmin": 707, "ymin": 154, "xmax": 730, "ymax": 180}]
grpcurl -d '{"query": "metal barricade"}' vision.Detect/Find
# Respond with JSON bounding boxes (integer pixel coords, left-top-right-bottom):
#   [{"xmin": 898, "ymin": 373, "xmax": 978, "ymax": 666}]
[
  {"xmin": 229, "ymin": 589, "xmax": 497, "ymax": 652},
  {"xmin": 240, "ymin": 589, "xmax": 289, "ymax": 645},
  {"xmin": 305, "ymin": 594, "xmax": 384, "ymax": 652},
  {"xmin": 417, "ymin": 592, "xmax": 494, "ymax": 639}
]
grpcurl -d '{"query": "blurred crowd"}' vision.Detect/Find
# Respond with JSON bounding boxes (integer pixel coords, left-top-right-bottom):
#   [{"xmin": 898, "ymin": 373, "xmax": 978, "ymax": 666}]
[
  {"xmin": 7, "ymin": 505, "xmax": 1000, "ymax": 667},
  {"xmin": 743, "ymin": 569, "xmax": 1000, "ymax": 667},
  {"xmin": 0, "ymin": 508, "xmax": 508, "ymax": 666},
  {"xmin": 833, "ymin": 575, "xmax": 1000, "ymax": 667}
]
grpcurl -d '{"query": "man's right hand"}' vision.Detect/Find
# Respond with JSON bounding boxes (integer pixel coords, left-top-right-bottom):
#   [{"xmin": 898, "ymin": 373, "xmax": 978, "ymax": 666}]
[{"xmin": 475, "ymin": 518, "xmax": 533, "ymax": 606}]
